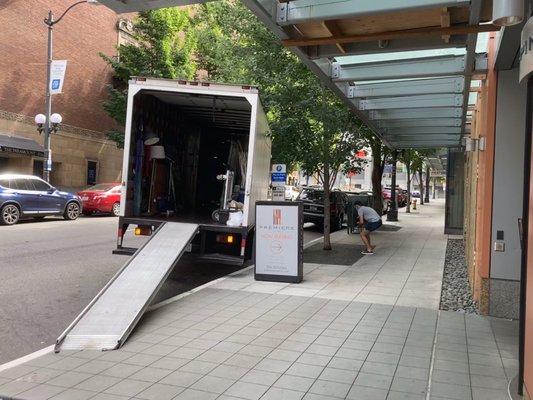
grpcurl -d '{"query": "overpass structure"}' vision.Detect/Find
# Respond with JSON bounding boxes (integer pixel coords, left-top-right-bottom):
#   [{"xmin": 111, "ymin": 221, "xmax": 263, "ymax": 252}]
[{"xmin": 100, "ymin": 0, "xmax": 497, "ymax": 150}]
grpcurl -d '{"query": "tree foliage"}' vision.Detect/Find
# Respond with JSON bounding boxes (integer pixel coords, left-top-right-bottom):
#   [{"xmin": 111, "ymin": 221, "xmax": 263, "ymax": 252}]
[
  {"xmin": 193, "ymin": 1, "xmax": 366, "ymax": 249},
  {"xmin": 100, "ymin": 8, "xmax": 197, "ymax": 147}
]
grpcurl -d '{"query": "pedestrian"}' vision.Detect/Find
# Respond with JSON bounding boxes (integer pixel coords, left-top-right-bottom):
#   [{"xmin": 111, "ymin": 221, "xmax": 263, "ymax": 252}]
[{"xmin": 354, "ymin": 201, "xmax": 382, "ymax": 255}]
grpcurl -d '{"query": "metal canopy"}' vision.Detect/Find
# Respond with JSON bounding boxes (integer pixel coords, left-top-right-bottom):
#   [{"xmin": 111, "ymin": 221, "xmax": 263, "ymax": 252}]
[
  {"xmin": 276, "ymin": 0, "xmax": 470, "ymax": 25},
  {"xmin": 247, "ymin": 0, "xmax": 496, "ymax": 149},
  {"xmin": 98, "ymin": 0, "xmax": 498, "ymax": 150}
]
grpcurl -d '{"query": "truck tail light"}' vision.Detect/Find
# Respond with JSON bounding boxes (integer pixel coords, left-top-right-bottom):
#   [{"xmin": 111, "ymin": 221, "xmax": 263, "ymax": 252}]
[
  {"xmin": 216, "ymin": 234, "xmax": 234, "ymax": 244},
  {"xmin": 240, "ymin": 238, "xmax": 246, "ymax": 256},
  {"xmin": 135, "ymin": 226, "xmax": 151, "ymax": 236}
]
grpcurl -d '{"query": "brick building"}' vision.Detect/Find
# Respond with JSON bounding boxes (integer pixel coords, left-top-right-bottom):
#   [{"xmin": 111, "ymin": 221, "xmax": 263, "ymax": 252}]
[{"xmin": 0, "ymin": 0, "xmax": 132, "ymax": 190}]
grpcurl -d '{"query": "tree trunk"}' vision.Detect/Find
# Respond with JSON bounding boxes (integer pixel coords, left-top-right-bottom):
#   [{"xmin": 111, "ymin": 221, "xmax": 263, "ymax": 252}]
[
  {"xmin": 370, "ymin": 143, "xmax": 383, "ymax": 214},
  {"xmin": 418, "ymin": 168, "xmax": 424, "ymax": 205},
  {"xmin": 406, "ymin": 163, "xmax": 411, "ymax": 213},
  {"xmin": 323, "ymin": 164, "xmax": 332, "ymax": 250},
  {"xmin": 424, "ymin": 165, "xmax": 431, "ymax": 203}
]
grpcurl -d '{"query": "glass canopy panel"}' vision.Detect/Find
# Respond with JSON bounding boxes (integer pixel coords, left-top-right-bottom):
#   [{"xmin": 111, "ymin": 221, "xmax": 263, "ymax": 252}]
[{"xmin": 334, "ymin": 48, "xmax": 467, "ymax": 66}]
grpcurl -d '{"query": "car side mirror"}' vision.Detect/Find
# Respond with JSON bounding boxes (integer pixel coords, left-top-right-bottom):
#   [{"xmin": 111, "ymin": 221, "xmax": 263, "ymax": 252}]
[{"xmin": 48, "ymin": 187, "xmax": 56, "ymax": 194}]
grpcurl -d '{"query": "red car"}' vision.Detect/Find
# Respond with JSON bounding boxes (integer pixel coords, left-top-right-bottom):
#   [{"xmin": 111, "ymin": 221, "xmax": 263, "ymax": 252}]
[
  {"xmin": 382, "ymin": 187, "xmax": 408, "ymax": 208},
  {"xmin": 78, "ymin": 183, "xmax": 121, "ymax": 216}
]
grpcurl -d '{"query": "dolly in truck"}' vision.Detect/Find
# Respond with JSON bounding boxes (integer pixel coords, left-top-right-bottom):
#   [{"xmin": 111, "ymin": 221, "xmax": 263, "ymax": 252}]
[{"xmin": 114, "ymin": 77, "xmax": 272, "ymax": 265}]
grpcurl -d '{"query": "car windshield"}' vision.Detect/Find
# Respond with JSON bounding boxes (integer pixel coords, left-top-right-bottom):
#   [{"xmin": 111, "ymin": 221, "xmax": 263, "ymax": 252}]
[{"xmin": 86, "ymin": 183, "xmax": 116, "ymax": 192}]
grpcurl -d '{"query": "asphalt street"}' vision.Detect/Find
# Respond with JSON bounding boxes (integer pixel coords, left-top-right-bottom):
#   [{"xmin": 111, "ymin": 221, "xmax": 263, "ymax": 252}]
[{"xmin": 0, "ymin": 216, "xmax": 323, "ymax": 364}]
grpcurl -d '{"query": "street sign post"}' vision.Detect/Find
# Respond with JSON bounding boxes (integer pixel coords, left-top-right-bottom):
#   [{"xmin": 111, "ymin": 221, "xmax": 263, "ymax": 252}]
[
  {"xmin": 255, "ymin": 201, "xmax": 303, "ymax": 283},
  {"xmin": 271, "ymin": 163, "xmax": 287, "ymax": 187}
]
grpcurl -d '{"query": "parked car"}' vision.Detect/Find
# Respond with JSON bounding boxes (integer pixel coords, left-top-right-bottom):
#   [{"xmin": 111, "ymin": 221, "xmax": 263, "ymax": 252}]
[
  {"xmin": 346, "ymin": 189, "xmax": 388, "ymax": 215},
  {"xmin": 285, "ymin": 185, "xmax": 300, "ymax": 201},
  {"xmin": 297, "ymin": 188, "xmax": 348, "ymax": 231},
  {"xmin": 383, "ymin": 186, "xmax": 408, "ymax": 208},
  {"xmin": 0, "ymin": 174, "xmax": 81, "ymax": 225},
  {"xmin": 78, "ymin": 183, "xmax": 121, "ymax": 216}
]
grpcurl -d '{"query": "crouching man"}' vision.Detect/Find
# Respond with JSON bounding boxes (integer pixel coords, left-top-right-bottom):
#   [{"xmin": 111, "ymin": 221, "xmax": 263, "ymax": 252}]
[{"xmin": 354, "ymin": 201, "xmax": 382, "ymax": 255}]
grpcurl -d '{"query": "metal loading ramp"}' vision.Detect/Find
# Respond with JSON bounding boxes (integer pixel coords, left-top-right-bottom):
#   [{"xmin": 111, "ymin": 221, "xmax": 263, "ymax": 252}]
[{"xmin": 55, "ymin": 222, "xmax": 199, "ymax": 352}]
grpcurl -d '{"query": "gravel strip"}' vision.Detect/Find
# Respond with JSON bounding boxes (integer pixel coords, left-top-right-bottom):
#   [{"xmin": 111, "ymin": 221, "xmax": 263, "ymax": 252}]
[{"xmin": 440, "ymin": 238, "xmax": 478, "ymax": 314}]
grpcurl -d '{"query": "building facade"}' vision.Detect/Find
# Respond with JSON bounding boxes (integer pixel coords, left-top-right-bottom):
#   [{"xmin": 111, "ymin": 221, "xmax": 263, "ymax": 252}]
[{"xmin": 0, "ymin": 0, "xmax": 132, "ymax": 190}]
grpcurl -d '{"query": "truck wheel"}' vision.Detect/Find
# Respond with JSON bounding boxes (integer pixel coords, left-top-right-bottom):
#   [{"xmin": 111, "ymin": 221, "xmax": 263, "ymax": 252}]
[
  {"xmin": 1, "ymin": 204, "xmax": 20, "ymax": 225},
  {"xmin": 64, "ymin": 202, "xmax": 80, "ymax": 220},
  {"xmin": 112, "ymin": 202, "xmax": 120, "ymax": 217}
]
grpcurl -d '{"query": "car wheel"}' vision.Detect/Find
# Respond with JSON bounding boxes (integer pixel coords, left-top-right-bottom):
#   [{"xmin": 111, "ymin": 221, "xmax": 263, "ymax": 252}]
[
  {"xmin": 64, "ymin": 202, "xmax": 80, "ymax": 220},
  {"xmin": 112, "ymin": 202, "xmax": 120, "ymax": 217},
  {"xmin": 1, "ymin": 204, "xmax": 20, "ymax": 225}
]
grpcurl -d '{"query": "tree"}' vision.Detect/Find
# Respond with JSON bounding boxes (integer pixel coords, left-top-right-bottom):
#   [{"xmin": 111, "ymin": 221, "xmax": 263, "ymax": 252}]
[
  {"xmin": 400, "ymin": 149, "xmax": 416, "ymax": 213},
  {"xmin": 193, "ymin": 1, "xmax": 365, "ymax": 250},
  {"xmin": 359, "ymin": 129, "xmax": 391, "ymax": 214},
  {"xmin": 101, "ymin": 8, "xmax": 197, "ymax": 147}
]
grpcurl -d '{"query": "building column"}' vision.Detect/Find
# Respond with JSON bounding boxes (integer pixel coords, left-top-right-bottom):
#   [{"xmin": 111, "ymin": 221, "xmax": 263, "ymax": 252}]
[{"xmin": 387, "ymin": 150, "xmax": 398, "ymax": 221}]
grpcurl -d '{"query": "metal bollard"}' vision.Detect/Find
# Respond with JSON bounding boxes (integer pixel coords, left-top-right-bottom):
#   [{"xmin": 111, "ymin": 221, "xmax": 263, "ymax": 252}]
[{"xmin": 412, "ymin": 199, "xmax": 417, "ymax": 210}]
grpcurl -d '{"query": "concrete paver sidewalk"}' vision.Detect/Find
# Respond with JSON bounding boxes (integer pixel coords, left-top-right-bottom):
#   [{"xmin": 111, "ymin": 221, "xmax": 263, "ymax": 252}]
[{"xmin": 0, "ymin": 199, "xmax": 518, "ymax": 400}]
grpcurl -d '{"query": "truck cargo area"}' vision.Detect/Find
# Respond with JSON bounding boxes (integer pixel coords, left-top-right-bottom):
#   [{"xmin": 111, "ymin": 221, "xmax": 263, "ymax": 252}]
[
  {"xmin": 126, "ymin": 89, "xmax": 251, "ymax": 224},
  {"xmin": 115, "ymin": 79, "xmax": 274, "ymax": 264}
]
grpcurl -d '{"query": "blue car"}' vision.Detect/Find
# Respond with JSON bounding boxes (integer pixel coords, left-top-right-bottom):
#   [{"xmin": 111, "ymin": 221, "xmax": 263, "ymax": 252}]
[{"xmin": 0, "ymin": 174, "xmax": 81, "ymax": 225}]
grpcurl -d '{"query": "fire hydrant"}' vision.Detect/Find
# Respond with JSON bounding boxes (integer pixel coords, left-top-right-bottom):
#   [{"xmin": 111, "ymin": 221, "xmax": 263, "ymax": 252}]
[{"xmin": 412, "ymin": 199, "xmax": 417, "ymax": 210}]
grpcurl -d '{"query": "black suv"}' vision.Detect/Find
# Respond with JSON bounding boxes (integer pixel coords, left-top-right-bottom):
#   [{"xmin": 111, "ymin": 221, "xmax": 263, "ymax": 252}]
[{"xmin": 297, "ymin": 188, "xmax": 348, "ymax": 231}]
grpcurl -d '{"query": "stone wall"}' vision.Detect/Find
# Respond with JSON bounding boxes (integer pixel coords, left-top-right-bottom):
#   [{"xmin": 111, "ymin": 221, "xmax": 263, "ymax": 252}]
[{"xmin": 0, "ymin": 112, "xmax": 122, "ymax": 191}]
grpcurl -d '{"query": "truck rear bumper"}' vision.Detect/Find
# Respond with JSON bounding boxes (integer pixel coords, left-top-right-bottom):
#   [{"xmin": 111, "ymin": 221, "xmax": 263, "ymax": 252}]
[{"xmin": 115, "ymin": 217, "xmax": 253, "ymax": 265}]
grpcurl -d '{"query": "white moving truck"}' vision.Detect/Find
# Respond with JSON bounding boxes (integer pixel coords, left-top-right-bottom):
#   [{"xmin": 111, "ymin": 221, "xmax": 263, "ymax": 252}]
[{"xmin": 115, "ymin": 77, "xmax": 272, "ymax": 265}]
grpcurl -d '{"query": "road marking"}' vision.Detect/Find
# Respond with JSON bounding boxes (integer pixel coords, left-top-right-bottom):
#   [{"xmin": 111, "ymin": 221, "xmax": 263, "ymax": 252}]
[{"xmin": 0, "ymin": 345, "xmax": 55, "ymax": 372}]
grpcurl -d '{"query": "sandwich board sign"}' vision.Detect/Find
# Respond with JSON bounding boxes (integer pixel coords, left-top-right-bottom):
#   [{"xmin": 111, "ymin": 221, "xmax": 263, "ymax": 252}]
[
  {"xmin": 255, "ymin": 201, "xmax": 303, "ymax": 283},
  {"xmin": 50, "ymin": 60, "xmax": 67, "ymax": 94}
]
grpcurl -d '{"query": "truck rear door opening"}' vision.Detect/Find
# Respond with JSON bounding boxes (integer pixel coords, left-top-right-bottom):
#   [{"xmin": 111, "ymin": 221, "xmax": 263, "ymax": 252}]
[{"xmin": 116, "ymin": 78, "xmax": 271, "ymax": 265}]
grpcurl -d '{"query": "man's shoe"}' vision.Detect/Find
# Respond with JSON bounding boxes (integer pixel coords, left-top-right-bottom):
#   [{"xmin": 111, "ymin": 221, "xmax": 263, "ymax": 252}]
[{"xmin": 361, "ymin": 250, "xmax": 374, "ymax": 255}]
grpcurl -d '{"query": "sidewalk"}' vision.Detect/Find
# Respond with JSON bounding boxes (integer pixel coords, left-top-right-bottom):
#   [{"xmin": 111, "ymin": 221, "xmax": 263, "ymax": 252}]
[{"xmin": 0, "ymin": 199, "xmax": 518, "ymax": 400}]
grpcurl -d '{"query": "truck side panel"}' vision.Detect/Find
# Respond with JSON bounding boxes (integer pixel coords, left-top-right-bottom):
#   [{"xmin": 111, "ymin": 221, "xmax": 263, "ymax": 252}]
[
  {"xmin": 243, "ymin": 97, "xmax": 272, "ymax": 226},
  {"xmin": 119, "ymin": 87, "xmax": 138, "ymax": 217}
]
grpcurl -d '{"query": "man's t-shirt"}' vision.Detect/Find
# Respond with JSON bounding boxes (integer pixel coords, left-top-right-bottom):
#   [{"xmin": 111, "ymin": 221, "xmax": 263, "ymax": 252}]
[{"xmin": 357, "ymin": 206, "xmax": 381, "ymax": 223}]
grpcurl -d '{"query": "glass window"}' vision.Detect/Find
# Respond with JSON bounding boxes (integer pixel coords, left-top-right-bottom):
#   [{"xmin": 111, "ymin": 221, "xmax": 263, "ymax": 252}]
[
  {"xmin": 12, "ymin": 179, "xmax": 29, "ymax": 190},
  {"xmin": 0, "ymin": 179, "xmax": 9, "ymax": 188},
  {"xmin": 25, "ymin": 179, "xmax": 36, "ymax": 190},
  {"xmin": 87, "ymin": 161, "xmax": 98, "ymax": 185},
  {"xmin": 32, "ymin": 178, "xmax": 51, "ymax": 191}
]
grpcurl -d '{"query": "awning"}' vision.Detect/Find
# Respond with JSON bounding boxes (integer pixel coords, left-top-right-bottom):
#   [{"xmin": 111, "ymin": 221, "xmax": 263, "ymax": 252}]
[{"xmin": 0, "ymin": 133, "xmax": 45, "ymax": 158}]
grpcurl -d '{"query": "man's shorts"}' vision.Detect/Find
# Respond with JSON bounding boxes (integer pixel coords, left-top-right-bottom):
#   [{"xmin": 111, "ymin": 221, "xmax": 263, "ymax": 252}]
[{"xmin": 364, "ymin": 220, "xmax": 382, "ymax": 232}]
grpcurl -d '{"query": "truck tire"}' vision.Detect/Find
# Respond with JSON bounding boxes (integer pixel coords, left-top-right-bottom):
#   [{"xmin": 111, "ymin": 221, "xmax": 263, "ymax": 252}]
[
  {"xmin": 63, "ymin": 202, "xmax": 81, "ymax": 220},
  {"xmin": 1, "ymin": 204, "xmax": 20, "ymax": 225}
]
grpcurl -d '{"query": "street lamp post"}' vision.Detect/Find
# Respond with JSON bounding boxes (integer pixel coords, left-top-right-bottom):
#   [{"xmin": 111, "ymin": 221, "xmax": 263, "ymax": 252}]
[{"xmin": 39, "ymin": 0, "xmax": 98, "ymax": 182}]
